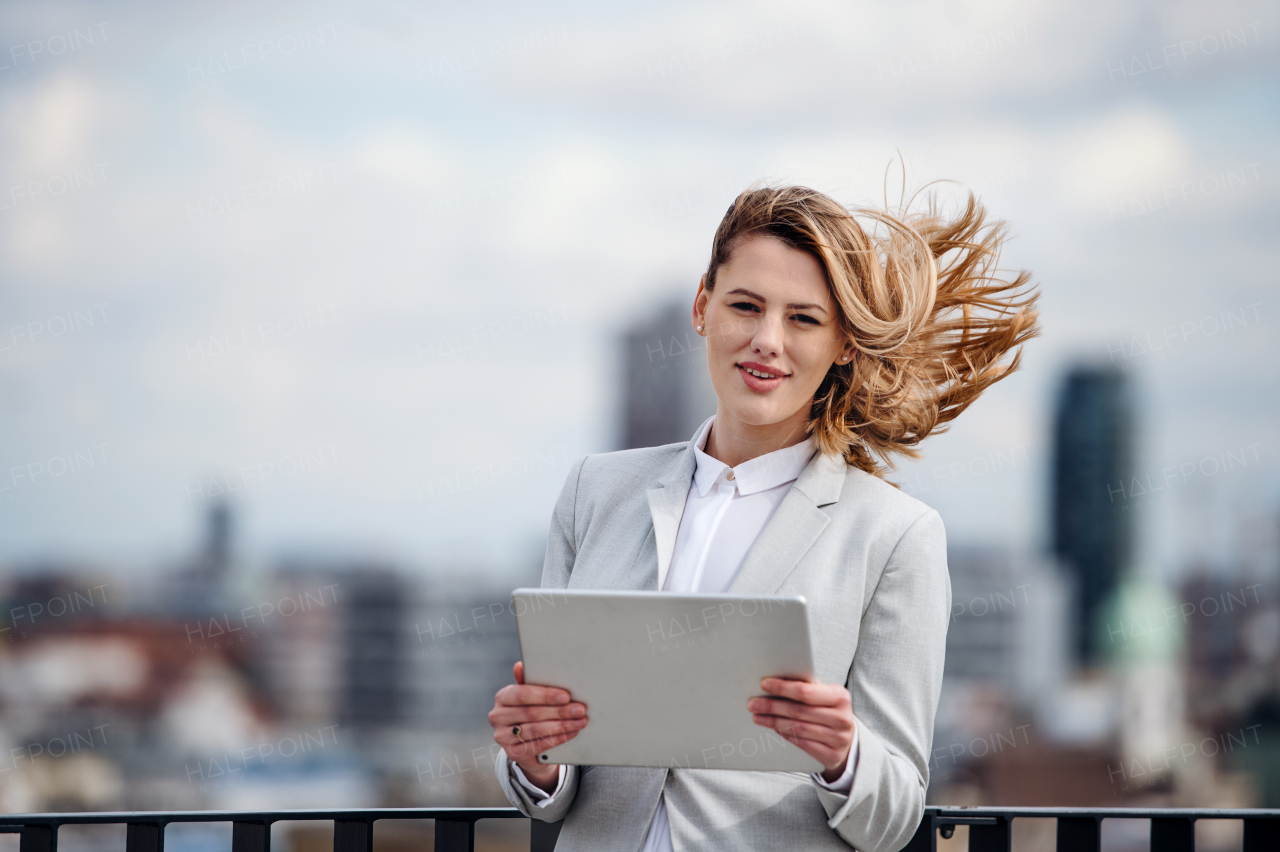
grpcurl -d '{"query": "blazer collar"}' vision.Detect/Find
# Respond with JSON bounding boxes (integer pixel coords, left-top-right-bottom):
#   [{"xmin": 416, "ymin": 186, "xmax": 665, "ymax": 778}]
[
  {"xmin": 727, "ymin": 450, "xmax": 846, "ymax": 595},
  {"xmin": 645, "ymin": 424, "xmax": 847, "ymax": 593},
  {"xmin": 645, "ymin": 440, "xmax": 697, "ymax": 590}
]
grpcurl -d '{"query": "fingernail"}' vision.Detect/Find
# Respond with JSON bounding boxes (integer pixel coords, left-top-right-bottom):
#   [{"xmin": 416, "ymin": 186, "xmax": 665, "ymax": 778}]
[
  {"xmin": 572, "ymin": 705, "xmax": 584, "ymax": 717},
  {"xmin": 747, "ymin": 700, "xmax": 760, "ymax": 711}
]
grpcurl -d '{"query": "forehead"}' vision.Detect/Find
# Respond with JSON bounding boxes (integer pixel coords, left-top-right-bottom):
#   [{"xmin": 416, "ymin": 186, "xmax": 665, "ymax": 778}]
[{"xmin": 719, "ymin": 234, "xmax": 831, "ymax": 302}]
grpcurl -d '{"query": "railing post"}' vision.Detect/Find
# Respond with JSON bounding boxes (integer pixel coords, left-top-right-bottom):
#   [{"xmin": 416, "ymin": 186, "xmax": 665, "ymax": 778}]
[
  {"xmin": 900, "ymin": 813, "xmax": 934, "ymax": 852},
  {"xmin": 1150, "ymin": 817, "xmax": 1194, "ymax": 852},
  {"xmin": 530, "ymin": 819, "xmax": 562, "ymax": 852},
  {"xmin": 333, "ymin": 821, "xmax": 372, "ymax": 852},
  {"xmin": 1244, "ymin": 817, "xmax": 1280, "ymax": 852},
  {"xmin": 969, "ymin": 815, "xmax": 1009, "ymax": 852},
  {"xmin": 434, "ymin": 818, "xmax": 473, "ymax": 852},
  {"xmin": 126, "ymin": 823, "xmax": 163, "ymax": 852},
  {"xmin": 232, "ymin": 821, "xmax": 270, "ymax": 852},
  {"xmin": 1056, "ymin": 816, "xmax": 1100, "ymax": 852},
  {"xmin": 20, "ymin": 825, "xmax": 54, "ymax": 852}
]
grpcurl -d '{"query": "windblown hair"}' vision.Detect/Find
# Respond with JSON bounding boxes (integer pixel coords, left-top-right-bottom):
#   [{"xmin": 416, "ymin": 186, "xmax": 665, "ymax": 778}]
[{"xmin": 704, "ymin": 183, "xmax": 1040, "ymax": 478}]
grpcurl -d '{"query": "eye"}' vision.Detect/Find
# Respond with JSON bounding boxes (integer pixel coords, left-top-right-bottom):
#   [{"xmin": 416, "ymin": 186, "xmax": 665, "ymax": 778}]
[
  {"xmin": 791, "ymin": 313, "xmax": 820, "ymax": 325},
  {"xmin": 731, "ymin": 301, "xmax": 761, "ymax": 313}
]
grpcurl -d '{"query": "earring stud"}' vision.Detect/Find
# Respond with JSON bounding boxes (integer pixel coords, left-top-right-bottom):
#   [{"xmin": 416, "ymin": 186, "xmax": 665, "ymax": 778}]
[{"xmin": 697, "ymin": 325, "xmax": 704, "ymax": 332}]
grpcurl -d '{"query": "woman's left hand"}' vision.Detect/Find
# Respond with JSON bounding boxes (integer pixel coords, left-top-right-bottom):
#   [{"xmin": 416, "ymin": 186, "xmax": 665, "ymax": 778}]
[{"xmin": 748, "ymin": 678, "xmax": 855, "ymax": 783}]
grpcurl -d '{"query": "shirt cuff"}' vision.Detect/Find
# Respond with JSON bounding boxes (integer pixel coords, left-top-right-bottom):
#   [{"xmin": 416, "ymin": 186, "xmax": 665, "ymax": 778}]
[
  {"xmin": 811, "ymin": 724, "xmax": 859, "ymax": 794},
  {"xmin": 511, "ymin": 762, "xmax": 568, "ymax": 806}
]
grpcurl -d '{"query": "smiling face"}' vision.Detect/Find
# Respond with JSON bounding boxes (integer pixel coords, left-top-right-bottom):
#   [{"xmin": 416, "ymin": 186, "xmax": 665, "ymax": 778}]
[{"xmin": 693, "ymin": 234, "xmax": 853, "ymax": 444}]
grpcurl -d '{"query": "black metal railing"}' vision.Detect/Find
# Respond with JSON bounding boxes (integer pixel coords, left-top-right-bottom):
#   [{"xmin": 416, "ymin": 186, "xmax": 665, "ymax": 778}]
[
  {"xmin": 0, "ymin": 805, "xmax": 1276, "ymax": 852},
  {"xmin": 905, "ymin": 806, "xmax": 1280, "ymax": 851},
  {"xmin": 0, "ymin": 809, "xmax": 554, "ymax": 852}
]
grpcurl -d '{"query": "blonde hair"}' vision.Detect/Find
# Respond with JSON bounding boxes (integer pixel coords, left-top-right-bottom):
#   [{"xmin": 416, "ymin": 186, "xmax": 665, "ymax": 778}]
[{"xmin": 704, "ymin": 184, "xmax": 1040, "ymax": 478}]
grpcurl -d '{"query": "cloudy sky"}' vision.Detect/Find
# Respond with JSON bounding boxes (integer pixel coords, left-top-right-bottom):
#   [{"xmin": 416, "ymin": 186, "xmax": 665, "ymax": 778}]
[{"xmin": 1, "ymin": 0, "xmax": 1277, "ymax": 582}]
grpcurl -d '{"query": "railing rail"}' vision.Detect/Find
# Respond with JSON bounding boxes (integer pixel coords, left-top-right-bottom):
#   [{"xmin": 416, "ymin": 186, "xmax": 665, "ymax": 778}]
[
  {"xmin": 0, "ymin": 809, "xmax": 552, "ymax": 852},
  {"xmin": 906, "ymin": 806, "xmax": 1280, "ymax": 851},
  {"xmin": 0, "ymin": 805, "xmax": 1275, "ymax": 851}
]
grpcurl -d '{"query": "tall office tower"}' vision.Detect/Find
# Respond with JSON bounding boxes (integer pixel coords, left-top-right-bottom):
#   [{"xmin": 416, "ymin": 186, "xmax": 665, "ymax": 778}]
[
  {"xmin": 1051, "ymin": 367, "xmax": 1134, "ymax": 664},
  {"xmin": 340, "ymin": 567, "xmax": 408, "ymax": 726},
  {"xmin": 619, "ymin": 299, "xmax": 718, "ymax": 450}
]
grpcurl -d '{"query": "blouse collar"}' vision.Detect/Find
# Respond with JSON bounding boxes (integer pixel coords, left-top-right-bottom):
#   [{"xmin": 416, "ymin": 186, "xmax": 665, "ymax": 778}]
[{"xmin": 689, "ymin": 416, "xmax": 817, "ymax": 498}]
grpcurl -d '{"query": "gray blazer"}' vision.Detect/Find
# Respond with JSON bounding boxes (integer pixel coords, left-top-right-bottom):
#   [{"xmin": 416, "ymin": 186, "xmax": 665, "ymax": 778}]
[{"xmin": 497, "ymin": 436, "xmax": 950, "ymax": 852}]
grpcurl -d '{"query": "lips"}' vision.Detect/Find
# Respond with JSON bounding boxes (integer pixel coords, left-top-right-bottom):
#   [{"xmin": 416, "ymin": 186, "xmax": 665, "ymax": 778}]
[{"xmin": 736, "ymin": 361, "xmax": 790, "ymax": 392}]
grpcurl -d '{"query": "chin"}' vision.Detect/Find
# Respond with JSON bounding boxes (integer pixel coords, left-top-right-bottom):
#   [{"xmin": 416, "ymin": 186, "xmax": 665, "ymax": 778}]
[{"xmin": 721, "ymin": 396, "xmax": 798, "ymax": 428}]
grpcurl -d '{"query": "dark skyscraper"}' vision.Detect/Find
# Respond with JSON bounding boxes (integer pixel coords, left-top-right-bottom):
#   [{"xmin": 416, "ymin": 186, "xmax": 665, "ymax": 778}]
[
  {"xmin": 619, "ymin": 299, "xmax": 717, "ymax": 450},
  {"xmin": 1052, "ymin": 367, "xmax": 1134, "ymax": 664}
]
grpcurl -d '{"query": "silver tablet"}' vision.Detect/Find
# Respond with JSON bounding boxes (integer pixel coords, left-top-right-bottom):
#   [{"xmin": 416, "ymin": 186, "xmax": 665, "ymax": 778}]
[{"xmin": 513, "ymin": 588, "xmax": 823, "ymax": 773}]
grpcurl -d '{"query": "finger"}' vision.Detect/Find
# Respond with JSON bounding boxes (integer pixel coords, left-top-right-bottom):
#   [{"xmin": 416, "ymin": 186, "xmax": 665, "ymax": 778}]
[
  {"xmin": 760, "ymin": 678, "xmax": 847, "ymax": 707},
  {"xmin": 773, "ymin": 733, "xmax": 844, "ymax": 770},
  {"xmin": 752, "ymin": 717, "xmax": 847, "ymax": 767},
  {"xmin": 508, "ymin": 717, "xmax": 588, "ymax": 743},
  {"xmin": 747, "ymin": 697, "xmax": 853, "ymax": 729},
  {"xmin": 752, "ymin": 714, "xmax": 847, "ymax": 750},
  {"xmin": 506, "ymin": 729, "xmax": 580, "ymax": 762},
  {"xmin": 514, "ymin": 661, "xmax": 524, "ymax": 684},
  {"xmin": 497, "ymin": 683, "xmax": 573, "ymax": 706},
  {"xmin": 491, "ymin": 701, "xmax": 586, "ymax": 721},
  {"xmin": 490, "ymin": 702, "xmax": 586, "ymax": 727}
]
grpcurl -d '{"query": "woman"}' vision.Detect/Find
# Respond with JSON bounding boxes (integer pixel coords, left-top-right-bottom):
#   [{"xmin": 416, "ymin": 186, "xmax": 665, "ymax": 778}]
[{"xmin": 488, "ymin": 184, "xmax": 1038, "ymax": 852}]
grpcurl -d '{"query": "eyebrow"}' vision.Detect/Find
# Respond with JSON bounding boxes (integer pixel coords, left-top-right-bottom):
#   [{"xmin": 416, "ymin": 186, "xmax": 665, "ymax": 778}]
[{"xmin": 725, "ymin": 288, "xmax": 830, "ymax": 314}]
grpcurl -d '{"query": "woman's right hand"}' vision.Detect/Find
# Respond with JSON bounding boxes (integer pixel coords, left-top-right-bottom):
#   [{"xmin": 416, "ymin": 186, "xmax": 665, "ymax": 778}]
[{"xmin": 489, "ymin": 661, "xmax": 588, "ymax": 793}]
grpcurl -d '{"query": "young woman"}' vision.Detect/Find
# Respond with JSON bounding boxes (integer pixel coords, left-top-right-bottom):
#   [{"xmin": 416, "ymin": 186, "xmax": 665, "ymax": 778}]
[{"xmin": 488, "ymin": 184, "xmax": 1039, "ymax": 852}]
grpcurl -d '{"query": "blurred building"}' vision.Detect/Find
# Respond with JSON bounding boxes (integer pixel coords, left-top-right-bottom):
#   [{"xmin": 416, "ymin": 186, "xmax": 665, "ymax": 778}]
[
  {"xmin": 1051, "ymin": 367, "xmax": 1134, "ymax": 664},
  {"xmin": 943, "ymin": 546, "xmax": 1071, "ymax": 706},
  {"xmin": 619, "ymin": 299, "xmax": 717, "ymax": 449},
  {"xmin": 340, "ymin": 570, "xmax": 408, "ymax": 727}
]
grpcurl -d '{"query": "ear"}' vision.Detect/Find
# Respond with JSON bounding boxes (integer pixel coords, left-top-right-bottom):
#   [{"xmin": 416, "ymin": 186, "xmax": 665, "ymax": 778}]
[
  {"xmin": 835, "ymin": 341, "xmax": 854, "ymax": 366},
  {"xmin": 692, "ymin": 275, "xmax": 709, "ymax": 334}
]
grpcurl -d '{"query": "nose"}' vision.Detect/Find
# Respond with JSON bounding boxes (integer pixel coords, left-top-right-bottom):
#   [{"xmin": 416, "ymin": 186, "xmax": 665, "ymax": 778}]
[{"xmin": 750, "ymin": 310, "xmax": 783, "ymax": 358}]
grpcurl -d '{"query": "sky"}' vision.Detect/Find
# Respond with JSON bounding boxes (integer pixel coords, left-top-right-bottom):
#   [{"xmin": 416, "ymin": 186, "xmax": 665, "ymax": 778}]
[{"xmin": 1, "ymin": 0, "xmax": 1277, "ymax": 583}]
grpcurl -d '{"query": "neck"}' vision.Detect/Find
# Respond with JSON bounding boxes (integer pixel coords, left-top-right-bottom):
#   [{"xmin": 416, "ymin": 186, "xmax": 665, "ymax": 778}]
[{"xmin": 703, "ymin": 403, "xmax": 811, "ymax": 468}]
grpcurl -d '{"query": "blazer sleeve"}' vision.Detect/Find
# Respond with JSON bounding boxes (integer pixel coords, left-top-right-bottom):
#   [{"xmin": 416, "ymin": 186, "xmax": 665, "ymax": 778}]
[
  {"xmin": 496, "ymin": 456, "xmax": 589, "ymax": 821},
  {"xmin": 811, "ymin": 508, "xmax": 951, "ymax": 852}
]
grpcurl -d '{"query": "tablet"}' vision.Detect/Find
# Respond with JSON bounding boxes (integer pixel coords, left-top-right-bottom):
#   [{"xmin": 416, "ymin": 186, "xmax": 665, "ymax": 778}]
[{"xmin": 512, "ymin": 588, "xmax": 823, "ymax": 773}]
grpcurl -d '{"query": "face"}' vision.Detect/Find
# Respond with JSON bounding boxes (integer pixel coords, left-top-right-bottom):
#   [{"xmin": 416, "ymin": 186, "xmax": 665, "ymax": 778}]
[{"xmin": 693, "ymin": 234, "xmax": 852, "ymax": 433}]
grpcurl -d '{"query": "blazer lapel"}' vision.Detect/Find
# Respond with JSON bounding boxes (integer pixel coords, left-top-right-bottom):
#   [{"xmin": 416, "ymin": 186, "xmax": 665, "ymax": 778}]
[
  {"xmin": 727, "ymin": 452, "xmax": 847, "ymax": 595},
  {"xmin": 645, "ymin": 446, "xmax": 697, "ymax": 591}
]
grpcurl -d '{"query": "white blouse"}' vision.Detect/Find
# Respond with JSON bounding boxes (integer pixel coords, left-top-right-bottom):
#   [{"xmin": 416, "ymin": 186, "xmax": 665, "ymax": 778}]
[{"xmin": 514, "ymin": 416, "xmax": 859, "ymax": 851}]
